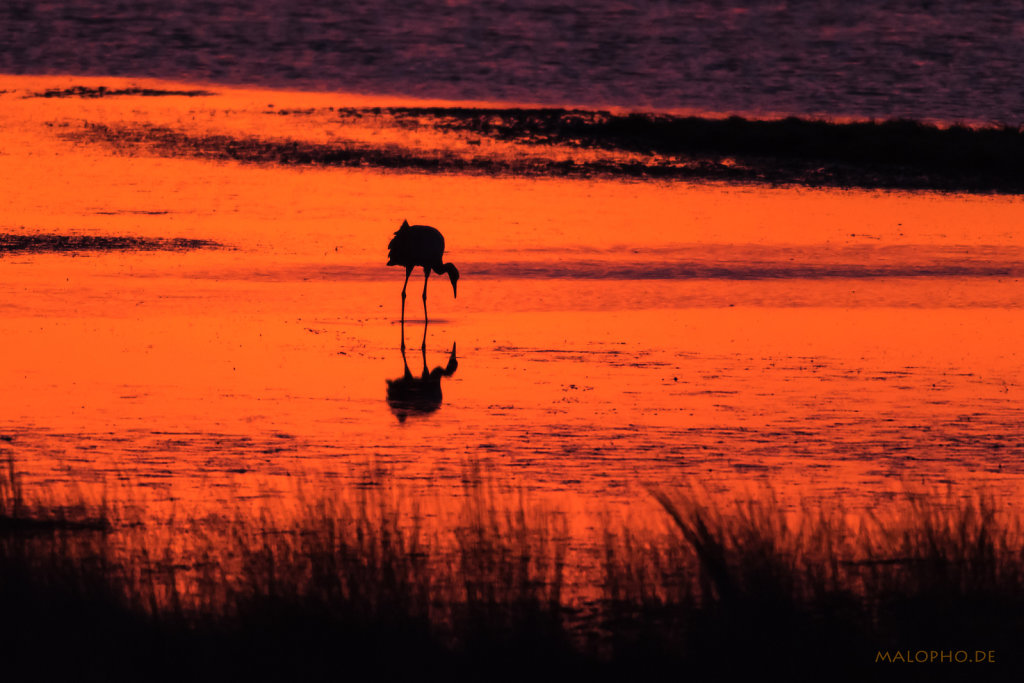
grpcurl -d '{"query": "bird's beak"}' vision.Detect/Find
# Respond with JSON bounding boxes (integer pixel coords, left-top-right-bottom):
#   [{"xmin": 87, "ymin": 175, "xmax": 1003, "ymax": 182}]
[{"xmin": 452, "ymin": 281, "xmax": 458, "ymax": 299}]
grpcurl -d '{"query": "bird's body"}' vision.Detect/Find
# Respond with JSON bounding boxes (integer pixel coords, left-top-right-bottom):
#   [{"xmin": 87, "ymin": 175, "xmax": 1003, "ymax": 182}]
[
  {"xmin": 387, "ymin": 223, "xmax": 447, "ymax": 274},
  {"xmin": 387, "ymin": 220, "xmax": 459, "ymax": 345}
]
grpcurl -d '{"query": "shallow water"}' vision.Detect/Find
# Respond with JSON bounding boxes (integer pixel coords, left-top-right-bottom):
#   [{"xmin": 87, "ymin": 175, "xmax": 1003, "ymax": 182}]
[
  {"xmin": 1, "ymin": 76, "xmax": 1023, "ymax": 526},
  {"xmin": 3, "ymin": 1, "xmax": 1024, "ymax": 124}
]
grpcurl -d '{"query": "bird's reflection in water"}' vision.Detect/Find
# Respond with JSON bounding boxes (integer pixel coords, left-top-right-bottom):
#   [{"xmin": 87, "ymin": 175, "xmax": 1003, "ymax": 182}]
[{"xmin": 386, "ymin": 342, "xmax": 458, "ymax": 423}]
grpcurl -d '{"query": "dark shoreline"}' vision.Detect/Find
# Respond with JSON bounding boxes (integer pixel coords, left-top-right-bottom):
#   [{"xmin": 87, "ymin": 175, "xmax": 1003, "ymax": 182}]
[
  {"xmin": 66, "ymin": 108, "xmax": 1024, "ymax": 193},
  {"xmin": 0, "ymin": 233, "xmax": 222, "ymax": 255},
  {"xmin": 25, "ymin": 85, "xmax": 215, "ymax": 98}
]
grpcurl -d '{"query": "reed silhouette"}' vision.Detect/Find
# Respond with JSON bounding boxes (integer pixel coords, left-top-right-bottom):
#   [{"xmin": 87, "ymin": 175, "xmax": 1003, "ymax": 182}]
[
  {"xmin": 386, "ymin": 342, "xmax": 458, "ymax": 423},
  {"xmin": 387, "ymin": 220, "xmax": 459, "ymax": 349},
  {"xmin": 3, "ymin": 455, "xmax": 1024, "ymax": 682}
]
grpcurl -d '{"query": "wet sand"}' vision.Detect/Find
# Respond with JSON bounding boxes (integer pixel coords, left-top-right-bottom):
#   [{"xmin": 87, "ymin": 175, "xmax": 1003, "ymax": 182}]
[{"xmin": 2, "ymin": 74, "xmax": 1023, "ymax": 527}]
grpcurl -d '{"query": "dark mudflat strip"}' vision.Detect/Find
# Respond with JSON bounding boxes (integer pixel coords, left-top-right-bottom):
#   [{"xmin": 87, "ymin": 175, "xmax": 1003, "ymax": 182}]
[
  {"xmin": 351, "ymin": 106, "xmax": 1024, "ymax": 193},
  {"xmin": 27, "ymin": 85, "xmax": 215, "ymax": 98},
  {"xmin": 463, "ymin": 260, "xmax": 1024, "ymax": 280},
  {"xmin": 69, "ymin": 122, "xmax": 718, "ymax": 182},
  {"xmin": 198, "ymin": 255, "xmax": 1024, "ymax": 283},
  {"xmin": 368, "ymin": 106, "xmax": 1018, "ymax": 162},
  {"xmin": 0, "ymin": 233, "xmax": 222, "ymax": 255},
  {"xmin": 376, "ymin": 106, "xmax": 1024, "ymax": 172},
  {"xmin": 71, "ymin": 109, "xmax": 1024, "ymax": 192}
]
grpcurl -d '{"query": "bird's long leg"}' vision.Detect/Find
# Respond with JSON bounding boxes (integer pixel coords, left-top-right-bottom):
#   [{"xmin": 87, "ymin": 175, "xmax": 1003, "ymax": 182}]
[
  {"xmin": 401, "ymin": 267, "xmax": 413, "ymax": 320},
  {"xmin": 400, "ymin": 266, "xmax": 412, "ymax": 349},
  {"xmin": 421, "ymin": 268, "xmax": 430, "ymax": 349}
]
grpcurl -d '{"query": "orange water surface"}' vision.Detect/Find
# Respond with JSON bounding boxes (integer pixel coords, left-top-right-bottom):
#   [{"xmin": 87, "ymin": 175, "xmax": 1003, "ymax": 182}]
[{"xmin": 1, "ymin": 75, "xmax": 1023, "ymax": 533}]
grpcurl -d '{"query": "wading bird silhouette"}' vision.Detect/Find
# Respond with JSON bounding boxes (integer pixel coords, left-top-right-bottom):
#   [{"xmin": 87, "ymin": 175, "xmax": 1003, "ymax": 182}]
[{"xmin": 387, "ymin": 220, "xmax": 459, "ymax": 348}]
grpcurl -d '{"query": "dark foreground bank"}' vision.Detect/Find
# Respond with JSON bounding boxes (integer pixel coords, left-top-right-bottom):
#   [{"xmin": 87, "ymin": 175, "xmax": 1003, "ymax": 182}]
[{"xmin": 1, "ymin": 456, "xmax": 1021, "ymax": 682}]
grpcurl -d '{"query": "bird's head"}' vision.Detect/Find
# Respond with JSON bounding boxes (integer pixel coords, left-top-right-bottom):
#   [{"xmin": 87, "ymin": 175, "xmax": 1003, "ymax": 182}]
[{"xmin": 446, "ymin": 263, "xmax": 460, "ymax": 298}]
